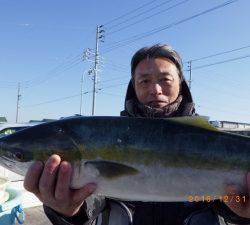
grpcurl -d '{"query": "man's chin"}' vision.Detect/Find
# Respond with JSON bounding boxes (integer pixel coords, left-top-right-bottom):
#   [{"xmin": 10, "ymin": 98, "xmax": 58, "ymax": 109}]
[{"xmin": 147, "ymin": 102, "xmax": 168, "ymax": 108}]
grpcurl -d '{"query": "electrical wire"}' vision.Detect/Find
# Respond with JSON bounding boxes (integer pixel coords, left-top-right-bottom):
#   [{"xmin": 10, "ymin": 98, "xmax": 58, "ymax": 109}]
[
  {"xmin": 22, "ymin": 82, "xmax": 129, "ymax": 108},
  {"xmin": 23, "ymin": 92, "xmax": 89, "ymax": 108},
  {"xmin": 103, "ymin": 0, "xmax": 157, "ymax": 26},
  {"xmin": 193, "ymin": 80, "xmax": 250, "ymax": 103},
  {"xmin": 106, "ymin": 0, "xmax": 190, "ymax": 35},
  {"xmin": 106, "ymin": 0, "xmax": 177, "ymax": 31},
  {"xmin": 188, "ymin": 54, "xmax": 250, "ymax": 70},
  {"xmin": 184, "ymin": 44, "xmax": 250, "ymax": 63},
  {"xmin": 101, "ymin": 75, "xmax": 129, "ymax": 83},
  {"xmin": 197, "ymin": 104, "xmax": 250, "ymax": 118},
  {"xmin": 103, "ymin": 0, "xmax": 239, "ymax": 53},
  {"xmin": 99, "ymin": 92, "xmax": 124, "ymax": 97},
  {"xmin": 24, "ymin": 54, "xmax": 83, "ymax": 88}
]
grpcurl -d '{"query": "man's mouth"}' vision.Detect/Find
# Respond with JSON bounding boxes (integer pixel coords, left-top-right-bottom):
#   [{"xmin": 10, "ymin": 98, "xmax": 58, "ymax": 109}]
[{"xmin": 148, "ymin": 101, "xmax": 167, "ymax": 108}]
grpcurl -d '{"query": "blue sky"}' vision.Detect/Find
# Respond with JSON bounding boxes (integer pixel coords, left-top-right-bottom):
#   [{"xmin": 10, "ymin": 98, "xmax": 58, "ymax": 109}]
[{"xmin": 0, "ymin": 0, "xmax": 249, "ymax": 123}]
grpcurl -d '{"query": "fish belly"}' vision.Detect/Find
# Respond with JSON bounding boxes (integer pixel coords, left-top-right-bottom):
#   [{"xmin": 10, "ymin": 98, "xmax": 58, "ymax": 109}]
[{"xmin": 70, "ymin": 161, "xmax": 246, "ymax": 202}]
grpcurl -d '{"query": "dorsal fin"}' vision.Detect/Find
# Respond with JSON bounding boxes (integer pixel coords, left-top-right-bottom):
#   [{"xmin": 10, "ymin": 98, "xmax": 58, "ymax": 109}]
[{"xmin": 165, "ymin": 116, "xmax": 218, "ymax": 131}]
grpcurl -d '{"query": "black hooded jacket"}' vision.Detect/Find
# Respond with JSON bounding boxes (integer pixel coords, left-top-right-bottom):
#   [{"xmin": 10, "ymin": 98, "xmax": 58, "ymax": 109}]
[{"xmin": 120, "ymin": 79, "xmax": 196, "ymax": 118}]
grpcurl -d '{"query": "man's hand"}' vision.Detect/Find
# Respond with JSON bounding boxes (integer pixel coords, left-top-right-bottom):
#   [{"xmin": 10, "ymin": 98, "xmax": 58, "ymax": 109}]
[
  {"xmin": 225, "ymin": 173, "xmax": 250, "ymax": 218},
  {"xmin": 24, "ymin": 154, "xmax": 97, "ymax": 217}
]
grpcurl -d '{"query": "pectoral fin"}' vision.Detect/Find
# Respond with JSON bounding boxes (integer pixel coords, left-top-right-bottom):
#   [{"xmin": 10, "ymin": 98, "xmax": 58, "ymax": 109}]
[{"xmin": 85, "ymin": 160, "xmax": 138, "ymax": 178}]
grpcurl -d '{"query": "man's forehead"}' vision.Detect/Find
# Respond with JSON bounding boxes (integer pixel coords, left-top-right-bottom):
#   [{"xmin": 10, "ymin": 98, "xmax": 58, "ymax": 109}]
[{"xmin": 134, "ymin": 58, "xmax": 178, "ymax": 75}]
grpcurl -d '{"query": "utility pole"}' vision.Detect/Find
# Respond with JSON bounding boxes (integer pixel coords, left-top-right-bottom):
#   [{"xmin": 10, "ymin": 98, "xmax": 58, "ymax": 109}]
[
  {"xmin": 15, "ymin": 82, "xmax": 21, "ymax": 123},
  {"xmin": 92, "ymin": 25, "xmax": 105, "ymax": 115},
  {"xmin": 80, "ymin": 72, "xmax": 84, "ymax": 115},
  {"xmin": 80, "ymin": 69, "xmax": 93, "ymax": 115},
  {"xmin": 187, "ymin": 61, "xmax": 192, "ymax": 90}
]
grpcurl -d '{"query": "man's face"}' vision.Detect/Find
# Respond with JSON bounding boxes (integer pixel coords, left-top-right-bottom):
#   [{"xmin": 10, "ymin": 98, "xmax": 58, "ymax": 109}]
[{"xmin": 134, "ymin": 57, "xmax": 180, "ymax": 108}]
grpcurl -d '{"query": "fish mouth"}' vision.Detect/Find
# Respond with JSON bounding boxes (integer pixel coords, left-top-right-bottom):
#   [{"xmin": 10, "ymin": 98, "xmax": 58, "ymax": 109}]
[
  {"xmin": 0, "ymin": 155, "xmax": 18, "ymax": 170},
  {"xmin": 0, "ymin": 142, "xmax": 33, "ymax": 162},
  {"xmin": 0, "ymin": 155, "xmax": 32, "ymax": 176}
]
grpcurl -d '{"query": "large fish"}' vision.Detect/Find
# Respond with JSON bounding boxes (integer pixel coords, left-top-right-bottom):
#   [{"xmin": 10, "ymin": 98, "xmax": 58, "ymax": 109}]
[{"xmin": 0, "ymin": 116, "xmax": 250, "ymax": 202}]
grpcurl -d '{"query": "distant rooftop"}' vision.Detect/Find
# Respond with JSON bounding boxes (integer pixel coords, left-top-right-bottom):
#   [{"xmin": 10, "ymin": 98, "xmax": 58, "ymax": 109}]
[
  {"xmin": 219, "ymin": 121, "xmax": 250, "ymax": 126},
  {"xmin": 0, "ymin": 117, "xmax": 7, "ymax": 123},
  {"xmin": 210, "ymin": 120, "xmax": 250, "ymax": 132},
  {"xmin": 29, "ymin": 119, "xmax": 57, "ymax": 123}
]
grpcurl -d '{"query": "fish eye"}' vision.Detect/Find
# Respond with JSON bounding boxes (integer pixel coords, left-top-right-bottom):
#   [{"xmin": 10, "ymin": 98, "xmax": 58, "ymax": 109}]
[
  {"xmin": 54, "ymin": 126, "xmax": 64, "ymax": 134},
  {"xmin": 58, "ymin": 128, "xmax": 64, "ymax": 133},
  {"xmin": 14, "ymin": 152, "xmax": 23, "ymax": 161}
]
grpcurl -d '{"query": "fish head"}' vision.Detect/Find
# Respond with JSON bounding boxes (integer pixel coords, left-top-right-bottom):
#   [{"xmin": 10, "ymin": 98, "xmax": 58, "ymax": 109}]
[
  {"xmin": 0, "ymin": 143, "xmax": 34, "ymax": 175},
  {"xmin": 0, "ymin": 120, "xmax": 82, "ymax": 164}
]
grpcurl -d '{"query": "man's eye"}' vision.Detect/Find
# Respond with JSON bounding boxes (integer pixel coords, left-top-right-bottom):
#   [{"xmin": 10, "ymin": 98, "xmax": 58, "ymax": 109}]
[
  {"xmin": 140, "ymin": 79, "xmax": 149, "ymax": 84},
  {"xmin": 160, "ymin": 76, "xmax": 173, "ymax": 82}
]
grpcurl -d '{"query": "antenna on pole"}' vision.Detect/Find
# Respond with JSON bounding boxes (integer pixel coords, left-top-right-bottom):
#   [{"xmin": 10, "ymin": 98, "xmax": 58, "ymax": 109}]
[{"xmin": 15, "ymin": 82, "xmax": 21, "ymax": 123}]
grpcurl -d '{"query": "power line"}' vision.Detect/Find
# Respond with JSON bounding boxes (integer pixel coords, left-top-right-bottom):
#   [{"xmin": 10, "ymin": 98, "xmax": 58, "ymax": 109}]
[
  {"xmin": 99, "ymin": 82, "xmax": 128, "ymax": 90},
  {"xmin": 99, "ymin": 92, "xmax": 123, "ymax": 97},
  {"xmin": 101, "ymin": 75, "xmax": 129, "ymax": 83},
  {"xmin": 103, "ymin": 0, "xmax": 239, "ymax": 53},
  {"xmin": 23, "ymin": 92, "xmax": 90, "ymax": 108},
  {"xmin": 24, "ymin": 55, "xmax": 83, "ymax": 88},
  {"xmin": 26, "ymin": 53, "xmax": 249, "ymax": 108},
  {"xmin": 194, "ymin": 80, "xmax": 250, "ymax": 103},
  {"xmin": 104, "ymin": 61, "xmax": 128, "ymax": 70},
  {"xmin": 0, "ymin": 80, "xmax": 20, "ymax": 88},
  {"xmin": 198, "ymin": 104, "xmax": 250, "ymax": 118},
  {"xmin": 192, "ymin": 72, "xmax": 248, "ymax": 90},
  {"xmin": 0, "ymin": 84, "xmax": 18, "ymax": 89},
  {"xmin": 103, "ymin": 0, "xmax": 157, "ymax": 26},
  {"xmin": 22, "ymin": 82, "xmax": 129, "ymax": 108},
  {"xmin": 103, "ymin": 65, "xmax": 129, "ymax": 74},
  {"xmin": 184, "ymin": 44, "xmax": 250, "ymax": 63},
  {"xmin": 106, "ymin": 0, "xmax": 189, "ymax": 35},
  {"xmin": 195, "ymin": 97, "xmax": 250, "ymax": 113},
  {"xmin": 189, "ymin": 54, "xmax": 250, "ymax": 70},
  {"xmin": 1, "ymin": 34, "xmax": 96, "ymax": 90},
  {"xmin": 0, "ymin": 80, "xmax": 17, "ymax": 84},
  {"xmin": 24, "ymin": 54, "xmax": 82, "ymax": 84},
  {"xmin": 106, "ymin": 0, "xmax": 176, "ymax": 31}
]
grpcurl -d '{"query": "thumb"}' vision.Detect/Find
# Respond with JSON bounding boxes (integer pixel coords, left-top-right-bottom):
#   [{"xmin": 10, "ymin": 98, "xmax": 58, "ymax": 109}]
[
  {"xmin": 225, "ymin": 184, "xmax": 239, "ymax": 196},
  {"xmin": 72, "ymin": 183, "xmax": 97, "ymax": 203}
]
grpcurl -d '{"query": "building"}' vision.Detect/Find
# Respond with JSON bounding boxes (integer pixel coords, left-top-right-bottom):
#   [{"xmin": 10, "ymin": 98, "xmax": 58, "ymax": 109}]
[
  {"xmin": 0, "ymin": 117, "xmax": 7, "ymax": 123},
  {"xmin": 210, "ymin": 120, "xmax": 250, "ymax": 136}
]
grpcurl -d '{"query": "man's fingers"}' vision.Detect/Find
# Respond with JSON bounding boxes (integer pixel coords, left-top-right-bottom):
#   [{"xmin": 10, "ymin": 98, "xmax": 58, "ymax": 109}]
[
  {"xmin": 39, "ymin": 154, "xmax": 61, "ymax": 199},
  {"xmin": 72, "ymin": 183, "xmax": 97, "ymax": 203},
  {"xmin": 225, "ymin": 184, "xmax": 239, "ymax": 196},
  {"xmin": 55, "ymin": 161, "xmax": 72, "ymax": 200},
  {"xmin": 24, "ymin": 161, "xmax": 44, "ymax": 195},
  {"xmin": 246, "ymin": 172, "xmax": 250, "ymax": 195}
]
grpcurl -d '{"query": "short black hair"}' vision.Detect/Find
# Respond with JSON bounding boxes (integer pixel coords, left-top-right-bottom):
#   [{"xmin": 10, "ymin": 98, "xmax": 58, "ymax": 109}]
[{"xmin": 131, "ymin": 44, "xmax": 183, "ymax": 81}]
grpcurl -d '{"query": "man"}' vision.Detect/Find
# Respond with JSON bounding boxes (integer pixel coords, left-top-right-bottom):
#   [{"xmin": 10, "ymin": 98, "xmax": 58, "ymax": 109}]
[{"xmin": 24, "ymin": 44, "xmax": 250, "ymax": 225}]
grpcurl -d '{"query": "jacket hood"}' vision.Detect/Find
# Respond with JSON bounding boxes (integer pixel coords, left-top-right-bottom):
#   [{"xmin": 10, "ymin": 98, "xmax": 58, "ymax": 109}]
[{"xmin": 121, "ymin": 78, "xmax": 196, "ymax": 117}]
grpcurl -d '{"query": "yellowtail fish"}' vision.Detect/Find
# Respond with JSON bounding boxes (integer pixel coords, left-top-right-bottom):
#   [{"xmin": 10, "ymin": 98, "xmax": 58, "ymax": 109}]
[{"xmin": 0, "ymin": 116, "xmax": 249, "ymax": 202}]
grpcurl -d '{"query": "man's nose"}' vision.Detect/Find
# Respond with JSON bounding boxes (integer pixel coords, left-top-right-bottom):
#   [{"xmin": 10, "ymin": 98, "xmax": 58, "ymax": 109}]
[{"xmin": 150, "ymin": 83, "xmax": 162, "ymax": 95}]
